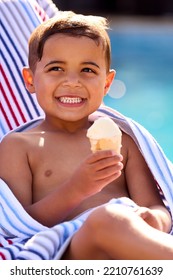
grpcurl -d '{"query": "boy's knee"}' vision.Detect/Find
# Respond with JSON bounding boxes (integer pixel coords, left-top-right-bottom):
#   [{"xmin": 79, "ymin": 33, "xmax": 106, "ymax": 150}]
[
  {"xmin": 65, "ymin": 205, "xmax": 136, "ymax": 259},
  {"xmin": 86, "ymin": 204, "xmax": 134, "ymax": 241}
]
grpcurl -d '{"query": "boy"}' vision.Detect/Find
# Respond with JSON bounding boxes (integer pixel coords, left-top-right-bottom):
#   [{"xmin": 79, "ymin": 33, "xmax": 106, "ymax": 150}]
[{"xmin": 0, "ymin": 11, "xmax": 172, "ymax": 259}]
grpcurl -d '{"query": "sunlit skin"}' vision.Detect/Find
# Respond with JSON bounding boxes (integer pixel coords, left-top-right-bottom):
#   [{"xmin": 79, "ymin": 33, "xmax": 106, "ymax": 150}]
[{"xmin": 0, "ymin": 33, "xmax": 172, "ymax": 260}]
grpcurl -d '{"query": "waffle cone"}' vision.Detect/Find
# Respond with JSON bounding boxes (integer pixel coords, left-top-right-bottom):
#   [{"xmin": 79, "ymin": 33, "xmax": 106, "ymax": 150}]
[{"xmin": 89, "ymin": 135, "xmax": 122, "ymax": 153}]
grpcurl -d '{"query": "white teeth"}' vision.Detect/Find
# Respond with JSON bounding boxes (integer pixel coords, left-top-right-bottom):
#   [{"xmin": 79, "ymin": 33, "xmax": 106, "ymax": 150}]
[{"xmin": 59, "ymin": 97, "xmax": 83, "ymax": 104}]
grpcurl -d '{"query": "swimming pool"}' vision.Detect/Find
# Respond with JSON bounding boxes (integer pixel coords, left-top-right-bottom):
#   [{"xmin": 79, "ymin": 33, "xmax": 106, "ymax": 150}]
[{"xmin": 104, "ymin": 18, "xmax": 173, "ymax": 162}]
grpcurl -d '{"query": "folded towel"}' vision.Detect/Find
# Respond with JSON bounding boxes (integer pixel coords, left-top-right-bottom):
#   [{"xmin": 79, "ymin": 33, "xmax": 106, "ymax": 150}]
[{"xmin": 1, "ymin": 105, "xmax": 173, "ymax": 259}]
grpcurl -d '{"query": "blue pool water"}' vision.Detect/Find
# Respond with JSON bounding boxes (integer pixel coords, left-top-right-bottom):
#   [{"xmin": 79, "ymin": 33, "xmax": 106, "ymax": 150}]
[{"xmin": 104, "ymin": 19, "xmax": 173, "ymax": 162}]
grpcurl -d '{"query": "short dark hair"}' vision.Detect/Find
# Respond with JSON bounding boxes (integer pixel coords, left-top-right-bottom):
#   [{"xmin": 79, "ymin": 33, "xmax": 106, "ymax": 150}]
[{"xmin": 28, "ymin": 11, "xmax": 111, "ymax": 72}]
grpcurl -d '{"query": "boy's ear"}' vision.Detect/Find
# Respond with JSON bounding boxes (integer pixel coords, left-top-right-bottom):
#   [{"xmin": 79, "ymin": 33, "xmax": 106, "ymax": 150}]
[
  {"xmin": 22, "ymin": 67, "xmax": 35, "ymax": 93},
  {"xmin": 104, "ymin": 69, "xmax": 116, "ymax": 95}
]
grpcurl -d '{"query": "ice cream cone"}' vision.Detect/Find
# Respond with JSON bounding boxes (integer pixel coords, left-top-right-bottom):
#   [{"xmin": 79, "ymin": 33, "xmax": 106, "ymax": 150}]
[{"xmin": 87, "ymin": 117, "xmax": 122, "ymax": 153}]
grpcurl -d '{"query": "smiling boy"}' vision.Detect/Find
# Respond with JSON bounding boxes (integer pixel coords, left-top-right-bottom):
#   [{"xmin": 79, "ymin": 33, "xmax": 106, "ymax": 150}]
[{"xmin": 0, "ymin": 11, "xmax": 172, "ymax": 259}]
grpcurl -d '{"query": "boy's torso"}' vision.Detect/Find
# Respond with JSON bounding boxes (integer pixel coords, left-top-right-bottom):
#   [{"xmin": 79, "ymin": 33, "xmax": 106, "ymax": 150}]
[{"xmin": 22, "ymin": 127, "xmax": 129, "ymax": 220}]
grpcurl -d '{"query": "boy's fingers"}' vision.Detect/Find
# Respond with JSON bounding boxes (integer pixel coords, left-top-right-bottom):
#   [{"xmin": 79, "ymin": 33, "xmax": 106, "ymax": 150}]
[
  {"xmin": 96, "ymin": 159, "xmax": 123, "ymax": 172},
  {"xmin": 96, "ymin": 164, "xmax": 123, "ymax": 180},
  {"xmin": 87, "ymin": 150, "xmax": 123, "ymax": 163}
]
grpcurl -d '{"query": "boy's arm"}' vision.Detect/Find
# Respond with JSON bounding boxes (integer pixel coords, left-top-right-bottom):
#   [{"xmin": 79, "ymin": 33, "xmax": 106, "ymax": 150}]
[
  {"xmin": 0, "ymin": 133, "xmax": 122, "ymax": 227},
  {"xmin": 123, "ymin": 133, "xmax": 172, "ymax": 233},
  {"xmin": 0, "ymin": 134, "xmax": 33, "ymax": 206}
]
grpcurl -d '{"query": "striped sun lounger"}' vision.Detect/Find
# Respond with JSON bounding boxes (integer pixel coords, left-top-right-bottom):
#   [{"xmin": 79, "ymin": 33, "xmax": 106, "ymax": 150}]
[
  {"xmin": 0, "ymin": 0, "xmax": 58, "ymax": 140},
  {"xmin": 0, "ymin": 105, "xmax": 173, "ymax": 259}
]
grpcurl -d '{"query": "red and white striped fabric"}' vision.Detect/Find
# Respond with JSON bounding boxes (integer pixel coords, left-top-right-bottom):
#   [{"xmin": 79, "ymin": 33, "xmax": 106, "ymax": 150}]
[{"xmin": 0, "ymin": 0, "xmax": 59, "ymax": 140}]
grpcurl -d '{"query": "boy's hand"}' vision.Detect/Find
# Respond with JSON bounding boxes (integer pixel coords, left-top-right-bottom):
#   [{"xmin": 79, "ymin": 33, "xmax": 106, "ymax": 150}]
[
  {"xmin": 69, "ymin": 150, "xmax": 123, "ymax": 199},
  {"xmin": 135, "ymin": 207, "xmax": 165, "ymax": 231}
]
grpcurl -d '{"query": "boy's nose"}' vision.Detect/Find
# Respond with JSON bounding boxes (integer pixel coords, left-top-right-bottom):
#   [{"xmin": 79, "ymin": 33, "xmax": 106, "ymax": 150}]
[{"xmin": 62, "ymin": 73, "xmax": 81, "ymax": 88}]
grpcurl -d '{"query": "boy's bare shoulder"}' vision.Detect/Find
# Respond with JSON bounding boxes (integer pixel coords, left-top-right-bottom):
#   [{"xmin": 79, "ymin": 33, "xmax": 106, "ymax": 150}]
[
  {"xmin": 1, "ymin": 131, "xmax": 25, "ymax": 146},
  {"xmin": 122, "ymin": 131, "xmax": 137, "ymax": 146},
  {"xmin": 0, "ymin": 132, "xmax": 32, "ymax": 167},
  {"xmin": 1, "ymin": 125, "xmax": 43, "ymax": 144},
  {"xmin": 1, "ymin": 131, "xmax": 31, "ymax": 148},
  {"xmin": 0, "ymin": 128, "xmax": 43, "ymax": 162},
  {"xmin": 121, "ymin": 131, "xmax": 140, "ymax": 160}
]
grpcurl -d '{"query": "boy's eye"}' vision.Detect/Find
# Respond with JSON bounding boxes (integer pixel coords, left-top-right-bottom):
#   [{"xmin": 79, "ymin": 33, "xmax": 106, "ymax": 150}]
[
  {"xmin": 49, "ymin": 66, "xmax": 62, "ymax": 71},
  {"xmin": 82, "ymin": 68, "xmax": 95, "ymax": 73}
]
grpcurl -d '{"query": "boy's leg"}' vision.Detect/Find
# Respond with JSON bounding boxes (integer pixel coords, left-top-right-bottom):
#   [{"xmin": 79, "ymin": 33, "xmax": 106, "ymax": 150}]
[{"xmin": 63, "ymin": 204, "xmax": 173, "ymax": 260}]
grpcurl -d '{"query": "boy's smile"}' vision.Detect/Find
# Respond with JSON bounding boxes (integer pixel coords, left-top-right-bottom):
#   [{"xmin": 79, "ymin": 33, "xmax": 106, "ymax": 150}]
[
  {"xmin": 25, "ymin": 34, "xmax": 115, "ymax": 127},
  {"xmin": 56, "ymin": 96, "xmax": 86, "ymax": 106}
]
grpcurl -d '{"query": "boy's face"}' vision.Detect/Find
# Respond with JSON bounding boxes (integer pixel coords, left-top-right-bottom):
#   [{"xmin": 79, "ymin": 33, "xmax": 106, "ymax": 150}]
[{"xmin": 24, "ymin": 34, "xmax": 115, "ymax": 123}]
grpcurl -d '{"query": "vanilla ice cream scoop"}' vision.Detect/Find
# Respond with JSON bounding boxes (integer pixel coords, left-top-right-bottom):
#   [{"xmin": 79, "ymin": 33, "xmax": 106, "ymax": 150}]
[{"xmin": 87, "ymin": 117, "xmax": 122, "ymax": 153}]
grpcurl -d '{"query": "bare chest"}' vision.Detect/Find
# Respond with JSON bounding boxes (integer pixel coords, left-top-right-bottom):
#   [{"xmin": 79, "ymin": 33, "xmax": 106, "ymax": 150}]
[{"xmin": 28, "ymin": 133, "xmax": 128, "ymax": 218}]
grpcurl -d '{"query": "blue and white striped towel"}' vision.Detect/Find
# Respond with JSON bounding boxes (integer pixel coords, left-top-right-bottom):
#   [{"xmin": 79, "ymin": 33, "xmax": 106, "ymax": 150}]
[{"xmin": 0, "ymin": 179, "xmax": 138, "ymax": 260}]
